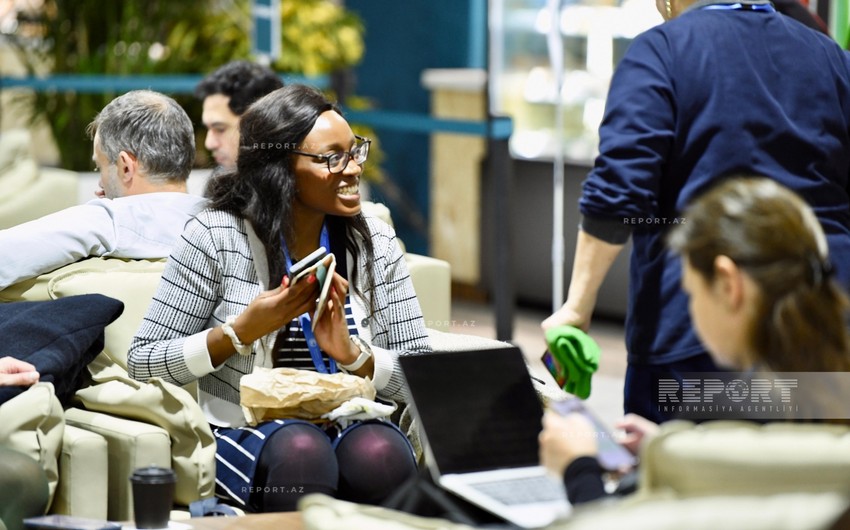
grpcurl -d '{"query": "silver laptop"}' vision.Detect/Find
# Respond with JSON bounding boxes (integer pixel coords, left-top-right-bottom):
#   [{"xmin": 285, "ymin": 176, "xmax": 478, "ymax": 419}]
[{"xmin": 399, "ymin": 347, "xmax": 571, "ymax": 529}]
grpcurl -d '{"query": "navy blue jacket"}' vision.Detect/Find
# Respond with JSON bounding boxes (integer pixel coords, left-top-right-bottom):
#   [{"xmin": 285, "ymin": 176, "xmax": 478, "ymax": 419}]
[
  {"xmin": 0, "ymin": 295, "xmax": 124, "ymax": 406},
  {"xmin": 580, "ymin": 1, "xmax": 850, "ymax": 365}
]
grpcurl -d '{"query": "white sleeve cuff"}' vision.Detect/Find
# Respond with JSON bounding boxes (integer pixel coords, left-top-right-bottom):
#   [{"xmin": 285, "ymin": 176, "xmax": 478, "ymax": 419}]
[
  {"xmin": 184, "ymin": 329, "xmax": 216, "ymax": 378},
  {"xmin": 369, "ymin": 345, "xmax": 394, "ymax": 391}
]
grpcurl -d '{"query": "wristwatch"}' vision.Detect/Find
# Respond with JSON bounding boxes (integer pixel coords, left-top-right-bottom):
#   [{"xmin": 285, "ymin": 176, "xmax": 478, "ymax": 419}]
[{"xmin": 341, "ymin": 335, "xmax": 373, "ymax": 372}]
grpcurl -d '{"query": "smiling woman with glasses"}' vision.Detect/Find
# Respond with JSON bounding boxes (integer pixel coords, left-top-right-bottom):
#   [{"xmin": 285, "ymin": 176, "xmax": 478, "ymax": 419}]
[
  {"xmin": 128, "ymin": 84, "xmax": 431, "ymax": 513},
  {"xmin": 288, "ymin": 135, "xmax": 371, "ymax": 174}
]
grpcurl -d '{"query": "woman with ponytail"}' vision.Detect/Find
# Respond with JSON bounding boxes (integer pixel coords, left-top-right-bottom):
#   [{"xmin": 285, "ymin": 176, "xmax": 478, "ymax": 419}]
[
  {"xmin": 540, "ymin": 176, "xmax": 850, "ymax": 505},
  {"xmin": 666, "ymin": 177, "xmax": 850, "ymax": 374},
  {"xmin": 127, "ymin": 84, "xmax": 430, "ymax": 512}
]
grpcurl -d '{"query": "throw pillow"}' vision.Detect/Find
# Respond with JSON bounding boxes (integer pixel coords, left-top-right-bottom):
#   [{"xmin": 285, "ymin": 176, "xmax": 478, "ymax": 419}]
[
  {"xmin": 0, "ymin": 294, "xmax": 124, "ymax": 406},
  {"xmin": 75, "ymin": 373, "xmax": 216, "ymax": 505}
]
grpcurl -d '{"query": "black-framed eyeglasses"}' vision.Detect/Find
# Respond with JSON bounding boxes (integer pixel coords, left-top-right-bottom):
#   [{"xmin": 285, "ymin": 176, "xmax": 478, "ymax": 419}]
[{"xmin": 288, "ymin": 135, "xmax": 371, "ymax": 174}]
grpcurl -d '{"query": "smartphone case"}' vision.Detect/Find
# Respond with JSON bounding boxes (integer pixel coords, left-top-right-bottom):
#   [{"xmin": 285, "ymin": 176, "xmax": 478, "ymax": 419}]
[
  {"xmin": 289, "ymin": 247, "xmax": 328, "ymax": 284},
  {"xmin": 312, "ymin": 253, "xmax": 337, "ymax": 322}
]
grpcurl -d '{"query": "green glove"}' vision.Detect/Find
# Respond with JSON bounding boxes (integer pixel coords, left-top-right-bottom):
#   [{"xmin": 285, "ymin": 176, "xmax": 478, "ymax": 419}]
[{"xmin": 544, "ymin": 325, "xmax": 600, "ymax": 399}]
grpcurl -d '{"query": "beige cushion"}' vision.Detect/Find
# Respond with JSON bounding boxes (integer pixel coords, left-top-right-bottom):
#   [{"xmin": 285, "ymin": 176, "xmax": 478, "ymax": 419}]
[
  {"xmin": 53, "ymin": 425, "xmax": 108, "ymax": 518},
  {"xmin": 0, "ymin": 383, "xmax": 64, "ymax": 507},
  {"xmin": 361, "ymin": 200, "xmax": 393, "ymax": 227},
  {"xmin": 298, "ymin": 490, "xmax": 849, "ymax": 530},
  {"xmin": 299, "ymin": 491, "xmax": 849, "ymax": 530},
  {"xmin": 406, "ymin": 255, "xmax": 450, "ymax": 330},
  {"xmin": 641, "ymin": 420, "xmax": 850, "ymax": 497},
  {"xmin": 300, "ymin": 494, "xmax": 476, "ymax": 530},
  {"xmin": 47, "ymin": 258, "xmax": 166, "ymax": 370},
  {"xmin": 557, "ymin": 491, "xmax": 848, "ymax": 530}
]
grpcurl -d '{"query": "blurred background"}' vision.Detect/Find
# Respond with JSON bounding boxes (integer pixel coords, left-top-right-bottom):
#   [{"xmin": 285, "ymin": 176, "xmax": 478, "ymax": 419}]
[{"xmin": 0, "ymin": 0, "xmax": 846, "ymax": 334}]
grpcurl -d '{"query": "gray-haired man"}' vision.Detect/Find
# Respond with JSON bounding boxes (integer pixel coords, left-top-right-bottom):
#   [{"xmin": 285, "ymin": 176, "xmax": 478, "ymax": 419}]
[{"xmin": 0, "ymin": 90, "xmax": 206, "ymax": 289}]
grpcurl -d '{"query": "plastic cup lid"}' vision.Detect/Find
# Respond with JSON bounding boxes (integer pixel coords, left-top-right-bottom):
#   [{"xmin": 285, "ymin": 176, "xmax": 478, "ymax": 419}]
[{"xmin": 130, "ymin": 465, "xmax": 177, "ymax": 483}]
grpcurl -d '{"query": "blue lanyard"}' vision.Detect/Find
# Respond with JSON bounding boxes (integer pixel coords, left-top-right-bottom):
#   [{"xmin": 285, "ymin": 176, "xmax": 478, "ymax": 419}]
[
  {"xmin": 282, "ymin": 224, "xmax": 337, "ymax": 374},
  {"xmin": 702, "ymin": 3, "xmax": 775, "ymax": 12}
]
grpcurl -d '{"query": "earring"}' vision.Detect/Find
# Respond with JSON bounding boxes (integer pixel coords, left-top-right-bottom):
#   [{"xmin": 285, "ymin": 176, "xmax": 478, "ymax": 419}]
[{"xmin": 665, "ymin": 0, "xmax": 673, "ymax": 19}]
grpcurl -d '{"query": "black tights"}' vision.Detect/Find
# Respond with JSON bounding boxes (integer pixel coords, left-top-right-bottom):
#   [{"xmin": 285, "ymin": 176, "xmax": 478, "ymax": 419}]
[{"xmin": 251, "ymin": 421, "xmax": 416, "ymax": 512}]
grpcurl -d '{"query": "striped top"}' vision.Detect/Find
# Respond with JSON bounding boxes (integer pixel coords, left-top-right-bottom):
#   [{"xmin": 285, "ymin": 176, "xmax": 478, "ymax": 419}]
[
  {"xmin": 127, "ymin": 209, "xmax": 431, "ymax": 427},
  {"xmin": 273, "ymin": 301, "xmax": 358, "ymax": 370}
]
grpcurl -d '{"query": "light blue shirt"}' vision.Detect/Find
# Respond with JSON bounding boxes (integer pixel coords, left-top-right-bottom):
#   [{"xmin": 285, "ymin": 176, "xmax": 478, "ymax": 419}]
[{"xmin": 0, "ymin": 192, "xmax": 206, "ymax": 289}]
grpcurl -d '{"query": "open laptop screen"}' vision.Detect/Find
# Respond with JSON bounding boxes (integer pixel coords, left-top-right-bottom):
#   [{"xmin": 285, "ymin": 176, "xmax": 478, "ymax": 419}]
[{"xmin": 400, "ymin": 347, "xmax": 545, "ymax": 475}]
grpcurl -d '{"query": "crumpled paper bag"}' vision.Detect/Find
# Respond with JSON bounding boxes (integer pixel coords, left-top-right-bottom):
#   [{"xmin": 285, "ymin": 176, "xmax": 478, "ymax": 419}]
[{"xmin": 240, "ymin": 367, "xmax": 376, "ymax": 425}]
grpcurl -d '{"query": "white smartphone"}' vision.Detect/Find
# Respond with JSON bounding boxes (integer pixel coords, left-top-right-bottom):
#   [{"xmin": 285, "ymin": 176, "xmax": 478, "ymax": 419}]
[
  {"xmin": 288, "ymin": 246, "xmax": 328, "ymax": 284},
  {"xmin": 312, "ymin": 253, "xmax": 337, "ymax": 322}
]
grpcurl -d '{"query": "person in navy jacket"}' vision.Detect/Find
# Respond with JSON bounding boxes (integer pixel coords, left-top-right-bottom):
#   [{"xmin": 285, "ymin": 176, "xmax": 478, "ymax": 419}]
[{"xmin": 542, "ymin": 0, "xmax": 850, "ymax": 422}]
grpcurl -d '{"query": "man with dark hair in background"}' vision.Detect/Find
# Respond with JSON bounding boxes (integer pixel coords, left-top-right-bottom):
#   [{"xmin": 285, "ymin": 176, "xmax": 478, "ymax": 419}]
[
  {"xmin": 774, "ymin": 0, "xmax": 829, "ymax": 34},
  {"xmin": 195, "ymin": 61, "xmax": 284, "ymax": 172}
]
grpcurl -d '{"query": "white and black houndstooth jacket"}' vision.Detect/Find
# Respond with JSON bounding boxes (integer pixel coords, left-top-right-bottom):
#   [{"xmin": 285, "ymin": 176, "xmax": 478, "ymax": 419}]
[{"xmin": 127, "ymin": 208, "xmax": 431, "ymax": 426}]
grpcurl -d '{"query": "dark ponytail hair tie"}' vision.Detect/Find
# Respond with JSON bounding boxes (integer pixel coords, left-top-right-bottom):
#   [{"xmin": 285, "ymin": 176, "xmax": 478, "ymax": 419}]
[{"xmin": 808, "ymin": 254, "xmax": 834, "ymax": 288}]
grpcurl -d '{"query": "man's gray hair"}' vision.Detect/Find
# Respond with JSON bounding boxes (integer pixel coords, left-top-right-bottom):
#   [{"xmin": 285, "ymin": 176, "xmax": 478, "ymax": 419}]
[{"xmin": 87, "ymin": 90, "xmax": 195, "ymax": 182}]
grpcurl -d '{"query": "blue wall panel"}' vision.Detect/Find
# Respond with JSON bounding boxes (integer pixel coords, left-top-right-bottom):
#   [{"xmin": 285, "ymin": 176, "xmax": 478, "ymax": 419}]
[{"xmin": 347, "ymin": 0, "xmax": 481, "ymax": 254}]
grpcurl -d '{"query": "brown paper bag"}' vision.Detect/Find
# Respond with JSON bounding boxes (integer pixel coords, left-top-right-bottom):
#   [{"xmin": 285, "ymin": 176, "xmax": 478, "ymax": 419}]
[{"xmin": 240, "ymin": 367, "xmax": 376, "ymax": 425}]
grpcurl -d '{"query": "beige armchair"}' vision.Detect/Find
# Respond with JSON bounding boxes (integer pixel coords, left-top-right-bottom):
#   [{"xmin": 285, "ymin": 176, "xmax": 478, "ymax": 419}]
[
  {"xmin": 0, "ymin": 258, "xmax": 212, "ymax": 521},
  {"xmin": 0, "ymin": 202, "xmax": 452, "ymax": 521}
]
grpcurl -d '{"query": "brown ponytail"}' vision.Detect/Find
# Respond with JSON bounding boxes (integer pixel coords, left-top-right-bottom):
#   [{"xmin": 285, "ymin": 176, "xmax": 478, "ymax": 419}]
[{"xmin": 667, "ymin": 176, "xmax": 850, "ymax": 373}]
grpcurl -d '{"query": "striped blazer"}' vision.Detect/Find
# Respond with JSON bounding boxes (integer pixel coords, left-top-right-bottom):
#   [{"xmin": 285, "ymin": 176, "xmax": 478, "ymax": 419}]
[{"xmin": 127, "ymin": 209, "xmax": 431, "ymax": 427}]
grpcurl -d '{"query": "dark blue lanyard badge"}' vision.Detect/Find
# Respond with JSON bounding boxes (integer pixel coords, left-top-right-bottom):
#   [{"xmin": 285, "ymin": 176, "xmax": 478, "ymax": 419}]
[{"xmin": 283, "ymin": 224, "xmax": 337, "ymax": 374}]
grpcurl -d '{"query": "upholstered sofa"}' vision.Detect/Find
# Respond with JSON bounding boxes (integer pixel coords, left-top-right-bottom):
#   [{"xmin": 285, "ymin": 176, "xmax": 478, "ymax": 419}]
[
  {"xmin": 0, "ymin": 130, "xmax": 78, "ymax": 230},
  {"xmin": 0, "ymin": 200, "xmax": 452, "ymax": 522}
]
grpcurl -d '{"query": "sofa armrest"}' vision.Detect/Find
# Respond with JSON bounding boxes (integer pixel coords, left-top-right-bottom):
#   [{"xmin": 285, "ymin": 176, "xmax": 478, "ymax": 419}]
[
  {"xmin": 64, "ymin": 408, "xmax": 171, "ymax": 522},
  {"xmin": 406, "ymin": 254, "xmax": 451, "ymax": 330},
  {"xmin": 641, "ymin": 420, "xmax": 850, "ymax": 497},
  {"xmin": 52, "ymin": 425, "xmax": 108, "ymax": 518},
  {"xmin": 558, "ymin": 491, "xmax": 849, "ymax": 530}
]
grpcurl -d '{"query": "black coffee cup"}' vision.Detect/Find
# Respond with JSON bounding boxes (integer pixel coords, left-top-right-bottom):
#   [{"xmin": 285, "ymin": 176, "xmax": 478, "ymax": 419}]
[{"xmin": 130, "ymin": 466, "xmax": 176, "ymax": 529}]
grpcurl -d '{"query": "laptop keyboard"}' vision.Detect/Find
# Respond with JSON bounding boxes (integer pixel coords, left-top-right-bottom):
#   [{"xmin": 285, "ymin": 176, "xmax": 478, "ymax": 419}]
[{"xmin": 469, "ymin": 475, "xmax": 565, "ymax": 506}]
